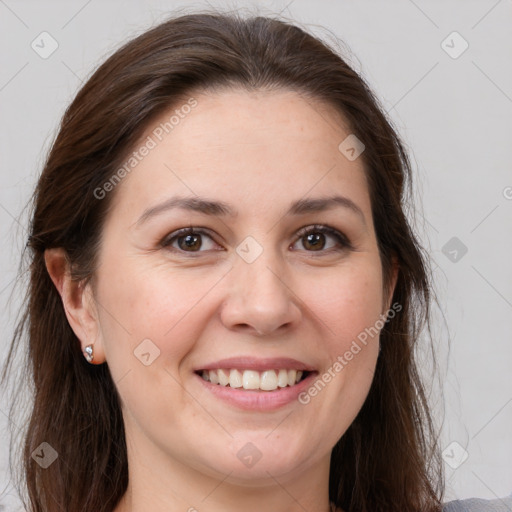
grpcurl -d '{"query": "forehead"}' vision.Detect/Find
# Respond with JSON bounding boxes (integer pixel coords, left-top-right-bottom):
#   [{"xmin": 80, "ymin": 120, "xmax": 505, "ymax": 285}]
[{"xmin": 107, "ymin": 88, "xmax": 371, "ymax": 223}]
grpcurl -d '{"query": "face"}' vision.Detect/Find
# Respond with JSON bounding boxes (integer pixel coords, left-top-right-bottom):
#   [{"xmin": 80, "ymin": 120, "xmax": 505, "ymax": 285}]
[{"xmin": 88, "ymin": 89, "xmax": 394, "ymax": 486}]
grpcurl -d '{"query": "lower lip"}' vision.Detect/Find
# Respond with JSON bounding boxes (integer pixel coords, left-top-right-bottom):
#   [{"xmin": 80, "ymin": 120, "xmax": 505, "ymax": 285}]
[{"xmin": 194, "ymin": 371, "xmax": 318, "ymax": 411}]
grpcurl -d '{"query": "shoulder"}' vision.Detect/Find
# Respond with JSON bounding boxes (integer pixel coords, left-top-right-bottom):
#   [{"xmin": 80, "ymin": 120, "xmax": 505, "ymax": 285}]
[{"xmin": 442, "ymin": 492, "xmax": 512, "ymax": 512}]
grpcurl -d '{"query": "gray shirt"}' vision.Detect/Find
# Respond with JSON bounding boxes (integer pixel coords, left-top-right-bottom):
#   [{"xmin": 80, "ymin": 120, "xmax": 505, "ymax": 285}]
[{"xmin": 442, "ymin": 492, "xmax": 512, "ymax": 511}]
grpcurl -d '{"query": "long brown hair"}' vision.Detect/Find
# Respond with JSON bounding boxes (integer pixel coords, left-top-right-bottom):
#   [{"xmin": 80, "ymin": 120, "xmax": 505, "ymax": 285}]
[{"xmin": 2, "ymin": 8, "xmax": 445, "ymax": 511}]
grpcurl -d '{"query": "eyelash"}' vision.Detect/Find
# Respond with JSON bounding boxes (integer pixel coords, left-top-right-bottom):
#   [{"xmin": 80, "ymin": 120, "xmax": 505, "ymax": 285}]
[{"xmin": 160, "ymin": 224, "xmax": 353, "ymax": 256}]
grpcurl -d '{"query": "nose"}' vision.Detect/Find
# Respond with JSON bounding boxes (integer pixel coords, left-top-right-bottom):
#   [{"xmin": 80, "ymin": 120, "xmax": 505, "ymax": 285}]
[{"xmin": 220, "ymin": 249, "xmax": 302, "ymax": 337}]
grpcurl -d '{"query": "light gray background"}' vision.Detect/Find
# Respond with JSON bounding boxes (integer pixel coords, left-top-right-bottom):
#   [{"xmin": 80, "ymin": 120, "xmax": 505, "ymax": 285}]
[{"xmin": 1, "ymin": 0, "xmax": 511, "ymax": 508}]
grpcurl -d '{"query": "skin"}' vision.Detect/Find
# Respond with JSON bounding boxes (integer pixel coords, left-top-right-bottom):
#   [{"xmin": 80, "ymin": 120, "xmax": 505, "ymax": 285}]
[{"xmin": 46, "ymin": 88, "xmax": 397, "ymax": 512}]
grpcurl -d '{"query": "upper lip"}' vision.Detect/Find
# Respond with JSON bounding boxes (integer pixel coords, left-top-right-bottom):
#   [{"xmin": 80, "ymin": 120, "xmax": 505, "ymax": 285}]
[{"xmin": 195, "ymin": 356, "xmax": 316, "ymax": 373}]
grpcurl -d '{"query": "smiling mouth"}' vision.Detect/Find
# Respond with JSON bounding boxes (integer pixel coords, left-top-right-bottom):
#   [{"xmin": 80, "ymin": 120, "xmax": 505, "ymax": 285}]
[{"xmin": 195, "ymin": 368, "xmax": 312, "ymax": 392}]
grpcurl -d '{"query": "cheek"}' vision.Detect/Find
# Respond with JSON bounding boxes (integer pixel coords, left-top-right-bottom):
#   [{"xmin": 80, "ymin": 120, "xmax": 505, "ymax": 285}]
[
  {"xmin": 303, "ymin": 257, "xmax": 384, "ymax": 352},
  {"xmin": 94, "ymin": 266, "xmax": 217, "ymax": 421},
  {"xmin": 96, "ymin": 261, "xmax": 223, "ymax": 367}
]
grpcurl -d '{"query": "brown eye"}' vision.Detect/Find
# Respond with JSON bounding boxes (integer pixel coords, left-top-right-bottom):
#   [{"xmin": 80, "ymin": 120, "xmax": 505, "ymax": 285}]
[
  {"xmin": 177, "ymin": 233, "xmax": 202, "ymax": 251},
  {"xmin": 161, "ymin": 228, "xmax": 219, "ymax": 253},
  {"xmin": 301, "ymin": 232, "xmax": 327, "ymax": 251},
  {"xmin": 160, "ymin": 224, "xmax": 352, "ymax": 257},
  {"xmin": 293, "ymin": 225, "xmax": 352, "ymax": 253}
]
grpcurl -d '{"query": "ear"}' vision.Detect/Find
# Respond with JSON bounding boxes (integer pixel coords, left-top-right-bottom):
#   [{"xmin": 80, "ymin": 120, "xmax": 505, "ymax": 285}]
[{"xmin": 44, "ymin": 248, "xmax": 106, "ymax": 364}]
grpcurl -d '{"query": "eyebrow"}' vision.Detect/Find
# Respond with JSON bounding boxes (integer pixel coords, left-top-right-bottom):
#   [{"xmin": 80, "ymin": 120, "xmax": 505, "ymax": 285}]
[{"xmin": 135, "ymin": 194, "xmax": 366, "ymax": 227}]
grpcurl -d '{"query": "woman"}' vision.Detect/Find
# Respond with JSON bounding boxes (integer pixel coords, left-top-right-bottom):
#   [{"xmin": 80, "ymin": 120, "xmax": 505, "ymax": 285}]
[{"xmin": 3, "ymin": 9, "xmax": 510, "ymax": 512}]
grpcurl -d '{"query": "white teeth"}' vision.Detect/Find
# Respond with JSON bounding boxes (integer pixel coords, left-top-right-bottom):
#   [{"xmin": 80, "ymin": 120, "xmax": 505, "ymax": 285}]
[
  {"xmin": 218, "ymin": 368, "xmax": 230, "ymax": 386},
  {"xmin": 209, "ymin": 370, "xmax": 219, "ymax": 385},
  {"xmin": 199, "ymin": 368, "xmax": 308, "ymax": 391},
  {"xmin": 277, "ymin": 369, "xmax": 288, "ymax": 387},
  {"xmin": 260, "ymin": 370, "xmax": 278, "ymax": 390},
  {"xmin": 229, "ymin": 369, "xmax": 243, "ymax": 388},
  {"xmin": 242, "ymin": 370, "xmax": 260, "ymax": 390}
]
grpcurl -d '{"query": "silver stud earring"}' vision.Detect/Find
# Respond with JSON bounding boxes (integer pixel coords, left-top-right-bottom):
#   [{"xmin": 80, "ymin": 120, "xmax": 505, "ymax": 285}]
[{"xmin": 83, "ymin": 344, "xmax": 94, "ymax": 363}]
